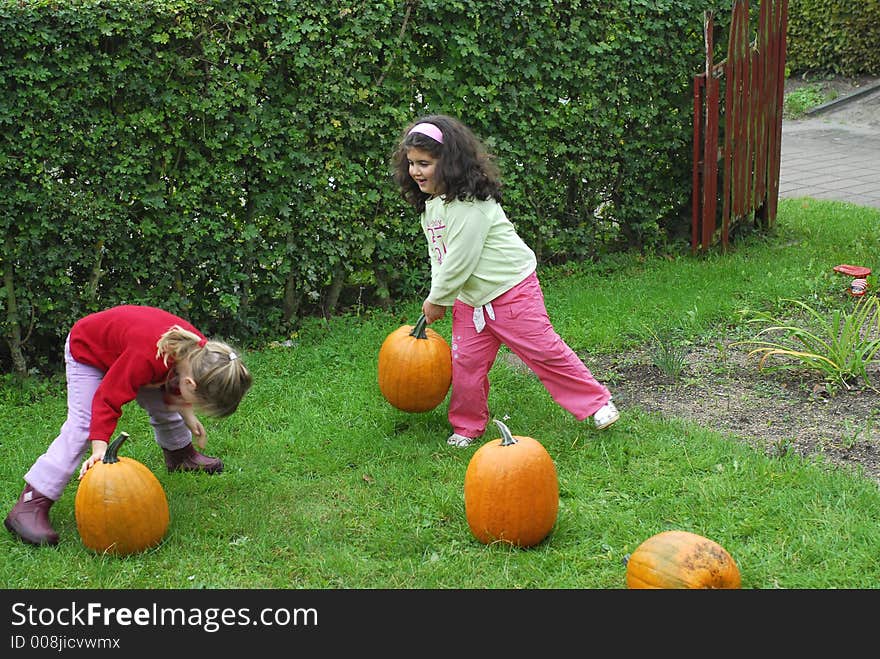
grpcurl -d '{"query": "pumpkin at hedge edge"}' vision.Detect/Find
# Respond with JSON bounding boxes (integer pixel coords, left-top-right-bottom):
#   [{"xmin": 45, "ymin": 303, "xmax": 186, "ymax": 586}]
[
  {"xmin": 378, "ymin": 313, "xmax": 452, "ymax": 413},
  {"xmin": 624, "ymin": 530, "xmax": 741, "ymax": 589},
  {"xmin": 75, "ymin": 432, "xmax": 170, "ymax": 556},
  {"xmin": 464, "ymin": 419, "xmax": 559, "ymax": 548}
]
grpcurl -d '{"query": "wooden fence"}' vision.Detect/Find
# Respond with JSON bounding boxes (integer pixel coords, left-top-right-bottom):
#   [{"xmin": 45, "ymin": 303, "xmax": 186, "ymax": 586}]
[{"xmin": 692, "ymin": 0, "xmax": 789, "ymax": 253}]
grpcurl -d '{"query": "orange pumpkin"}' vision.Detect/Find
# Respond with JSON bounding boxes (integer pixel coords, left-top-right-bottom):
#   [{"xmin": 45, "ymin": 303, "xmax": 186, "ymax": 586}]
[
  {"xmin": 378, "ymin": 314, "xmax": 452, "ymax": 413},
  {"xmin": 464, "ymin": 419, "xmax": 559, "ymax": 548},
  {"xmin": 625, "ymin": 530, "xmax": 741, "ymax": 589},
  {"xmin": 75, "ymin": 432, "xmax": 170, "ymax": 556}
]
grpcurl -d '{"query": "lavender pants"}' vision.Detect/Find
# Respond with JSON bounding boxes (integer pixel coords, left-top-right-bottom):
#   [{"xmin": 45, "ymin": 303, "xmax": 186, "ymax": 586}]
[
  {"xmin": 24, "ymin": 335, "xmax": 194, "ymax": 501},
  {"xmin": 448, "ymin": 271, "xmax": 611, "ymax": 438}
]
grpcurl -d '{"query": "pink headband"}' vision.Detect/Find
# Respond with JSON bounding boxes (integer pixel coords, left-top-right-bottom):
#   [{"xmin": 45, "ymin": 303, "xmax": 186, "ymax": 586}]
[{"xmin": 408, "ymin": 122, "xmax": 444, "ymax": 143}]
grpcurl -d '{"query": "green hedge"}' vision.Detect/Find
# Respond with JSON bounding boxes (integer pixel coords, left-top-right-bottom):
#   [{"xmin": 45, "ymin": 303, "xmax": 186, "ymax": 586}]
[
  {"xmin": 2, "ymin": 0, "xmax": 728, "ymax": 374},
  {"xmin": 786, "ymin": 0, "xmax": 880, "ymax": 75}
]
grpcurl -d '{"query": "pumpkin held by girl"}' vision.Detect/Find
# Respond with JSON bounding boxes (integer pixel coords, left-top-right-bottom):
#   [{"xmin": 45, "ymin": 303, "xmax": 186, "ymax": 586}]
[
  {"xmin": 75, "ymin": 432, "xmax": 170, "ymax": 556},
  {"xmin": 377, "ymin": 314, "xmax": 452, "ymax": 413}
]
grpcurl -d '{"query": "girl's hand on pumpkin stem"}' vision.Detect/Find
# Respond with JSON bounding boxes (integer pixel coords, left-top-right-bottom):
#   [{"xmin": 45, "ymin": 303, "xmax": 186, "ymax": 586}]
[
  {"xmin": 422, "ymin": 300, "xmax": 446, "ymax": 324},
  {"xmin": 78, "ymin": 440, "xmax": 108, "ymax": 479}
]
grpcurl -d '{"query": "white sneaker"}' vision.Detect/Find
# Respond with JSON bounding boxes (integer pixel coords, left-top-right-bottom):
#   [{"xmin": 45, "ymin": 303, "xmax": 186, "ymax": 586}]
[
  {"xmin": 447, "ymin": 433, "xmax": 476, "ymax": 448},
  {"xmin": 593, "ymin": 401, "xmax": 619, "ymax": 430}
]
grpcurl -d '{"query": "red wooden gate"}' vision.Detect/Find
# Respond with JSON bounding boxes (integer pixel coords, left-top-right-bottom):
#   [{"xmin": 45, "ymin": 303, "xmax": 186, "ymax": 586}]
[{"xmin": 692, "ymin": 0, "xmax": 788, "ymax": 253}]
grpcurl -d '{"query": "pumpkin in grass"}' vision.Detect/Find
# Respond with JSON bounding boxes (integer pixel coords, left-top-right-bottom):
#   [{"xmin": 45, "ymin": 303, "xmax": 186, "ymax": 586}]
[
  {"xmin": 464, "ymin": 419, "xmax": 559, "ymax": 548},
  {"xmin": 625, "ymin": 530, "xmax": 741, "ymax": 589},
  {"xmin": 75, "ymin": 432, "xmax": 170, "ymax": 556},
  {"xmin": 378, "ymin": 313, "xmax": 452, "ymax": 413}
]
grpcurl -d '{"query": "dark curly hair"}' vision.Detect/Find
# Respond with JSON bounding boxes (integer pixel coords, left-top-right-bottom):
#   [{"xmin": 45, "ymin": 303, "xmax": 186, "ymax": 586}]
[{"xmin": 391, "ymin": 114, "xmax": 503, "ymax": 214}]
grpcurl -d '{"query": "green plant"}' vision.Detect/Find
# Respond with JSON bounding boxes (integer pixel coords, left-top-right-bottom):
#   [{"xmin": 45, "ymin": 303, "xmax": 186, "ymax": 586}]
[
  {"xmin": 841, "ymin": 411, "xmax": 878, "ymax": 450},
  {"xmin": 769, "ymin": 436, "xmax": 796, "ymax": 458},
  {"xmin": 647, "ymin": 327, "xmax": 689, "ymax": 382},
  {"xmin": 734, "ymin": 296, "xmax": 880, "ymax": 390},
  {"xmin": 783, "ymin": 83, "xmax": 838, "ymax": 119}
]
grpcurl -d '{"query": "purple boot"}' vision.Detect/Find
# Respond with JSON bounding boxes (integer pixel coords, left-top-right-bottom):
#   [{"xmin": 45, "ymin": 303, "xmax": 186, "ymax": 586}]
[
  {"xmin": 4, "ymin": 483, "xmax": 60, "ymax": 546},
  {"xmin": 163, "ymin": 443, "xmax": 223, "ymax": 474}
]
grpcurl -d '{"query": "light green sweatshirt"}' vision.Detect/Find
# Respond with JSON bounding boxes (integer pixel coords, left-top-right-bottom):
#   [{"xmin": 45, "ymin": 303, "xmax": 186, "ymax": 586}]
[{"xmin": 422, "ymin": 196, "xmax": 537, "ymax": 307}]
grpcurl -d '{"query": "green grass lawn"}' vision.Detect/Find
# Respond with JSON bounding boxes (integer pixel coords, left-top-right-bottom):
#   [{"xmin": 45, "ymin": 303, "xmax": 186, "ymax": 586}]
[{"xmin": 2, "ymin": 198, "xmax": 879, "ymax": 590}]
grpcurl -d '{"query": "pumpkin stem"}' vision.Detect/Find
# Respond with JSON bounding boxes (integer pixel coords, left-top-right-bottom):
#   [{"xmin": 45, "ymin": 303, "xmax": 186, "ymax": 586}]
[
  {"xmin": 493, "ymin": 418, "xmax": 518, "ymax": 446},
  {"xmin": 409, "ymin": 314, "xmax": 429, "ymax": 340},
  {"xmin": 102, "ymin": 432, "xmax": 130, "ymax": 464}
]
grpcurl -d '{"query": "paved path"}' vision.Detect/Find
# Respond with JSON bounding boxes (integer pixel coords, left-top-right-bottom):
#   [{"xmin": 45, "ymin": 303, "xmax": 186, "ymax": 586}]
[{"xmin": 779, "ymin": 84, "xmax": 880, "ymax": 209}]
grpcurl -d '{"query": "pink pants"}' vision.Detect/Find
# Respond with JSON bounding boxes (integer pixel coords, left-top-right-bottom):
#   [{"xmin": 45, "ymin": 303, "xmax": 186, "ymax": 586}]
[
  {"xmin": 23, "ymin": 335, "xmax": 195, "ymax": 501},
  {"xmin": 448, "ymin": 271, "xmax": 611, "ymax": 438}
]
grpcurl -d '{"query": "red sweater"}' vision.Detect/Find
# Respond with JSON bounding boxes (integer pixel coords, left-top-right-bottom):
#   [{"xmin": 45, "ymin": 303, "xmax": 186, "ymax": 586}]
[{"xmin": 68, "ymin": 305, "xmax": 206, "ymax": 442}]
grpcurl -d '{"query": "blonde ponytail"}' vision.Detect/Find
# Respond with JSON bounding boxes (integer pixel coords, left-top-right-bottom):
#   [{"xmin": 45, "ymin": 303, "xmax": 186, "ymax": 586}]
[{"xmin": 157, "ymin": 325, "xmax": 252, "ymax": 417}]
